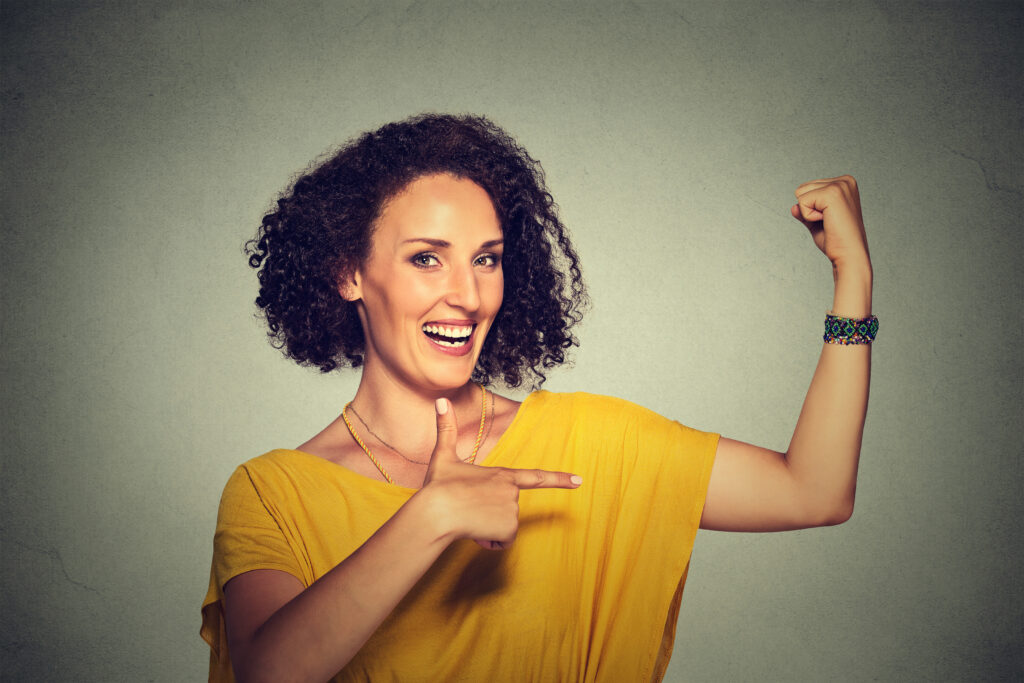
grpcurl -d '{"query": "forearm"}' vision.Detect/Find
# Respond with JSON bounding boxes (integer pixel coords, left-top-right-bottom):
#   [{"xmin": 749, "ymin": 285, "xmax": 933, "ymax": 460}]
[
  {"xmin": 701, "ymin": 176, "xmax": 875, "ymax": 532},
  {"xmin": 784, "ymin": 262, "xmax": 873, "ymax": 523},
  {"xmin": 231, "ymin": 396, "xmax": 580, "ymax": 682},
  {"xmin": 234, "ymin": 491, "xmax": 451, "ymax": 683}
]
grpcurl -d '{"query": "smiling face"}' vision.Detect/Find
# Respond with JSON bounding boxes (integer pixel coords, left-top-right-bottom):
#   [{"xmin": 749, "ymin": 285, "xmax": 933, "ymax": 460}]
[{"xmin": 343, "ymin": 173, "xmax": 504, "ymax": 393}]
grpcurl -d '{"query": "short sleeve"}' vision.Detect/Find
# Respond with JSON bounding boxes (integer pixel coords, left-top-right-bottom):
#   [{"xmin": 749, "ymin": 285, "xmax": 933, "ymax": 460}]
[
  {"xmin": 200, "ymin": 465, "xmax": 304, "ymax": 682},
  {"xmin": 563, "ymin": 393, "xmax": 719, "ymax": 682},
  {"xmin": 211, "ymin": 466, "xmax": 304, "ymax": 585}
]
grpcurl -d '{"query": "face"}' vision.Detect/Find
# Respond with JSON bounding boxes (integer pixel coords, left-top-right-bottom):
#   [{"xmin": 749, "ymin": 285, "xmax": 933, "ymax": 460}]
[{"xmin": 343, "ymin": 173, "xmax": 504, "ymax": 393}]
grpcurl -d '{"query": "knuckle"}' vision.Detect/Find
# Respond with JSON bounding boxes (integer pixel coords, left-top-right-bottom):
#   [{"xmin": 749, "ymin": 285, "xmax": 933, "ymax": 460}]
[{"xmin": 503, "ymin": 516, "xmax": 519, "ymax": 540}]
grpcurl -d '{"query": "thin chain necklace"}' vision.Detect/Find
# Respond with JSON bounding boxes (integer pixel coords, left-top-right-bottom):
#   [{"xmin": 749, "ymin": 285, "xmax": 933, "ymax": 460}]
[
  {"xmin": 341, "ymin": 384, "xmax": 488, "ymax": 484},
  {"xmin": 349, "ymin": 391, "xmax": 493, "ymax": 466}
]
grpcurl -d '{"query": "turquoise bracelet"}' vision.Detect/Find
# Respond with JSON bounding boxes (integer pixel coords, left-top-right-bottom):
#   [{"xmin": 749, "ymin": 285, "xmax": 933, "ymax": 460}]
[{"xmin": 824, "ymin": 313, "xmax": 878, "ymax": 345}]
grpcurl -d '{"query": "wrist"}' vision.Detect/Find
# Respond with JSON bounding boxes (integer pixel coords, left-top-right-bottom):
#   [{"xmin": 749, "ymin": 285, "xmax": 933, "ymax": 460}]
[
  {"xmin": 831, "ymin": 261, "xmax": 873, "ymax": 319},
  {"xmin": 831, "ymin": 253, "xmax": 873, "ymax": 285},
  {"xmin": 406, "ymin": 485, "xmax": 461, "ymax": 546}
]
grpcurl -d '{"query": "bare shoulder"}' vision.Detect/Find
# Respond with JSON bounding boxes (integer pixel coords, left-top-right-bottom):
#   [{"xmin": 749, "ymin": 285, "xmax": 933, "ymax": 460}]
[
  {"xmin": 491, "ymin": 392, "xmax": 522, "ymax": 433},
  {"xmin": 491, "ymin": 392, "xmax": 520, "ymax": 418},
  {"xmin": 476, "ymin": 392, "xmax": 521, "ymax": 458},
  {"xmin": 296, "ymin": 414, "xmax": 384, "ymax": 480}
]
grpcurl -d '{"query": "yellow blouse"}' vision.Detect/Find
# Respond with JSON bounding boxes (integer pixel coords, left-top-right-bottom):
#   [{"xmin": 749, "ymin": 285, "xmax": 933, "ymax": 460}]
[{"xmin": 201, "ymin": 391, "xmax": 718, "ymax": 682}]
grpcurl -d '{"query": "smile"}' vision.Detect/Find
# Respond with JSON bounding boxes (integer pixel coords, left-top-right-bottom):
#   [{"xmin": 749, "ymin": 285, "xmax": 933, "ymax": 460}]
[{"xmin": 422, "ymin": 323, "xmax": 475, "ymax": 349}]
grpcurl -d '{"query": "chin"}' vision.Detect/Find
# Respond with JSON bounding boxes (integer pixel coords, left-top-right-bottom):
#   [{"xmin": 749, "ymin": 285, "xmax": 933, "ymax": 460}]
[
  {"xmin": 423, "ymin": 365, "xmax": 478, "ymax": 392},
  {"xmin": 415, "ymin": 338, "xmax": 488, "ymax": 391}
]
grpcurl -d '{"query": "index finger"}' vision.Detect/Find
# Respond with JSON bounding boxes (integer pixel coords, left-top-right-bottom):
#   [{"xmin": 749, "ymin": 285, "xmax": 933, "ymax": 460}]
[{"xmin": 505, "ymin": 468, "xmax": 583, "ymax": 490}]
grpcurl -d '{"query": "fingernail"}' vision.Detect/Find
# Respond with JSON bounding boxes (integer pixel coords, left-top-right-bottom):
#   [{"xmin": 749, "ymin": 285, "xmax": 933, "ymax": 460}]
[
  {"xmin": 435, "ymin": 398, "xmax": 449, "ymax": 415},
  {"xmin": 570, "ymin": 475, "xmax": 582, "ymax": 486}
]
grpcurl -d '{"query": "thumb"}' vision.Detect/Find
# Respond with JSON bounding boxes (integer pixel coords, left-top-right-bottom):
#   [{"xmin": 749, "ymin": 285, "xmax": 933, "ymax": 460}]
[
  {"xmin": 429, "ymin": 398, "xmax": 460, "ymax": 465},
  {"xmin": 791, "ymin": 203, "xmax": 809, "ymax": 225},
  {"xmin": 791, "ymin": 202, "xmax": 820, "ymax": 232},
  {"xmin": 792, "ymin": 203, "xmax": 826, "ymax": 252},
  {"xmin": 793, "ymin": 200, "xmax": 824, "ymax": 225}
]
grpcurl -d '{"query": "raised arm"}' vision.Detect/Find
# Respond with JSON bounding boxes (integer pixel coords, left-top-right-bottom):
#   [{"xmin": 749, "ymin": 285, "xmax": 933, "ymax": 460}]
[
  {"xmin": 224, "ymin": 399, "xmax": 581, "ymax": 683},
  {"xmin": 700, "ymin": 175, "xmax": 873, "ymax": 532}
]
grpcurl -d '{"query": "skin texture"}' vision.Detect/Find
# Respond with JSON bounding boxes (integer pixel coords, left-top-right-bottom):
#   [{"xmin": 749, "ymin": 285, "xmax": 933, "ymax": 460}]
[
  {"xmin": 224, "ymin": 174, "xmax": 583, "ymax": 683},
  {"xmin": 343, "ymin": 174, "xmax": 506, "ymax": 400},
  {"xmin": 223, "ymin": 173, "xmax": 873, "ymax": 681},
  {"xmin": 701, "ymin": 175, "xmax": 871, "ymax": 531},
  {"xmin": 244, "ymin": 114, "xmax": 586, "ymax": 387}
]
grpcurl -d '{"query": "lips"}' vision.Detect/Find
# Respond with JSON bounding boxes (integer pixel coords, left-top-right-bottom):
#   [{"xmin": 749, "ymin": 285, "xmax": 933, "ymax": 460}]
[
  {"xmin": 422, "ymin": 322, "xmax": 475, "ymax": 348},
  {"xmin": 420, "ymin": 321, "xmax": 479, "ymax": 359}
]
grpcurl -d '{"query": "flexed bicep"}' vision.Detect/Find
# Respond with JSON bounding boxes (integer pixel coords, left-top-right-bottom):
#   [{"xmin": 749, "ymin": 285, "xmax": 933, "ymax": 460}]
[{"xmin": 700, "ymin": 437, "xmax": 851, "ymax": 532}]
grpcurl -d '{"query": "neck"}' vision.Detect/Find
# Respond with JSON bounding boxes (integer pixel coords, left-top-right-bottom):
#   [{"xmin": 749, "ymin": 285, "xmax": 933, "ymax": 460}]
[{"xmin": 348, "ymin": 361, "xmax": 482, "ymax": 457}]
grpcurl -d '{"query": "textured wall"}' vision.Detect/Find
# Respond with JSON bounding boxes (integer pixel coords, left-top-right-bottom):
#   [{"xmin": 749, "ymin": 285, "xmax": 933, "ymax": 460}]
[{"xmin": 2, "ymin": 1, "xmax": 1021, "ymax": 681}]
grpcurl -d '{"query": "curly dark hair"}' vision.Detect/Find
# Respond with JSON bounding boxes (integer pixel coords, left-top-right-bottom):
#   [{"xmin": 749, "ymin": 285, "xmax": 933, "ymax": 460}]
[{"xmin": 245, "ymin": 113, "xmax": 587, "ymax": 389}]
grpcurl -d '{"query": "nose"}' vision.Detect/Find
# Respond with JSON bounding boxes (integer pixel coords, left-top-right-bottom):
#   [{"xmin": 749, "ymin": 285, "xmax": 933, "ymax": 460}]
[{"xmin": 444, "ymin": 263, "xmax": 481, "ymax": 312}]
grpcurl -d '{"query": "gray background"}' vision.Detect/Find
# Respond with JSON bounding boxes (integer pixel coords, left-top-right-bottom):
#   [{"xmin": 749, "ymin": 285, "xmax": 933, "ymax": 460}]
[{"xmin": 2, "ymin": 1, "xmax": 1021, "ymax": 681}]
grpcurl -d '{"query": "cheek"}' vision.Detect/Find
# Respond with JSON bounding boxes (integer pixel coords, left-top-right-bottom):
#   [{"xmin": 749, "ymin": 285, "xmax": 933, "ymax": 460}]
[
  {"xmin": 484, "ymin": 274, "xmax": 504, "ymax": 314},
  {"xmin": 401, "ymin": 278, "xmax": 443, "ymax": 312},
  {"xmin": 365, "ymin": 272, "xmax": 429, "ymax": 318}
]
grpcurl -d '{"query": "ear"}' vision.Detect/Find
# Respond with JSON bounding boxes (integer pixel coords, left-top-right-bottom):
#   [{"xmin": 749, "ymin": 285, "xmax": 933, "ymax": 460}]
[{"xmin": 337, "ymin": 268, "xmax": 363, "ymax": 302}]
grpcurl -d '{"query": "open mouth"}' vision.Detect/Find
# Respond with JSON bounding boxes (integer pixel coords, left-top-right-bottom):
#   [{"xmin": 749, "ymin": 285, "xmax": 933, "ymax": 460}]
[{"xmin": 422, "ymin": 323, "xmax": 475, "ymax": 348}]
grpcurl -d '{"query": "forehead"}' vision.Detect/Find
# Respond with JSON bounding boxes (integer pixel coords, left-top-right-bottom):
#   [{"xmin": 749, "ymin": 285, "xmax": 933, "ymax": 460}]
[{"xmin": 374, "ymin": 174, "xmax": 501, "ymax": 239}]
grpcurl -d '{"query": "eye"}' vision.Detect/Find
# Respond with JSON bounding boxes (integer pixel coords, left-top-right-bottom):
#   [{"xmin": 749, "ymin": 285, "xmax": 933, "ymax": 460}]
[
  {"xmin": 474, "ymin": 253, "xmax": 501, "ymax": 268},
  {"xmin": 412, "ymin": 252, "xmax": 440, "ymax": 268}
]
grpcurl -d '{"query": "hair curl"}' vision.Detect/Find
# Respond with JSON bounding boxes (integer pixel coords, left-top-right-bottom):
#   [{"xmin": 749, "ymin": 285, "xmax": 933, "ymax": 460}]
[{"xmin": 246, "ymin": 113, "xmax": 587, "ymax": 389}]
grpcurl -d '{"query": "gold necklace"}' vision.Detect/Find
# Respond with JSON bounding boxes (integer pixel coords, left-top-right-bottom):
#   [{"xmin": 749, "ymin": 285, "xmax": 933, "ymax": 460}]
[
  {"xmin": 341, "ymin": 383, "xmax": 488, "ymax": 484},
  {"xmin": 349, "ymin": 391, "xmax": 493, "ymax": 466}
]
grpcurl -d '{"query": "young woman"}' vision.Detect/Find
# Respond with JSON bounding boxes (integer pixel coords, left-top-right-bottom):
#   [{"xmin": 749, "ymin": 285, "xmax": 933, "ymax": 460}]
[{"xmin": 201, "ymin": 114, "xmax": 874, "ymax": 682}]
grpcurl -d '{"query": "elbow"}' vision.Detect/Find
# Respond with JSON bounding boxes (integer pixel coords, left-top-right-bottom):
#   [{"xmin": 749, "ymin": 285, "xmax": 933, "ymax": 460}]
[
  {"xmin": 820, "ymin": 502, "xmax": 854, "ymax": 527},
  {"xmin": 236, "ymin": 669, "xmax": 299, "ymax": 683},
  {"xmin": 234, "ymin": 656, "xmax": 304, "ymax": 683},
  {"xmin": 801, "ymin": 493, "xmax": 855, "ymax": 528},
  {"xmin": 819, "ymin": 497, "xmax": 851, "ymax": 528},
  {"xmin": 233, "ymin": 665, "xmax": 268, "ymax": 683}
]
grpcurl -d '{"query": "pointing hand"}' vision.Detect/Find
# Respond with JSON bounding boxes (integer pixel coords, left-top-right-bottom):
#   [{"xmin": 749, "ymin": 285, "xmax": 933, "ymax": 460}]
[{"xmin": 422, "ymin": 397, "xmax": 582, "ymax": 550}]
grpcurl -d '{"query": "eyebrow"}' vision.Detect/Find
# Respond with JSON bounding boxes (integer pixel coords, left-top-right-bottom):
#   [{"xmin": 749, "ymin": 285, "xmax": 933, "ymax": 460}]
[{"xmin": 402, "ymin": 238, "xmax": 504, "ymax": 248}]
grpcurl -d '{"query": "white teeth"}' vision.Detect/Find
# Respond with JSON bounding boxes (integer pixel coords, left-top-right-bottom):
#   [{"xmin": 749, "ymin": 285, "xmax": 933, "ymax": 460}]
[
  {"xmin": 422, "ymin": 323, "xmax": 473, "ymax": 338},
  {"xmin": 433, "ymin": 338, "xmax": 469, "ymax": 348}
]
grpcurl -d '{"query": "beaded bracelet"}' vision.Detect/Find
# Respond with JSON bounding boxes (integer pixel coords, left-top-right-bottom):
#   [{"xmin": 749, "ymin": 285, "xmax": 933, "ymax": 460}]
[{"xmin": 824, "ymin": 313, "xmax": 879, "ymax": 345}]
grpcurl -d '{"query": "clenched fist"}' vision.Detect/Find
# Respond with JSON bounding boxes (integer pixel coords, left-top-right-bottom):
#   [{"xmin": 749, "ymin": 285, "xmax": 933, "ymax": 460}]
[
  {"xmin": 791, "ymin": 175, "xmax": 871, "ymax": 274},
  {"xmin": 420, "ymin": 398, "xmax": 581, "ymax": 550}
]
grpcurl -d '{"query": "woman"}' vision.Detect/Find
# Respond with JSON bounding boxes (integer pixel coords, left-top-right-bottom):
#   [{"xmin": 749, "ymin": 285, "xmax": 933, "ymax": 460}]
[{"xmin": 201, "ymin": 114, "xmax": 875, "ymax": 682}]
